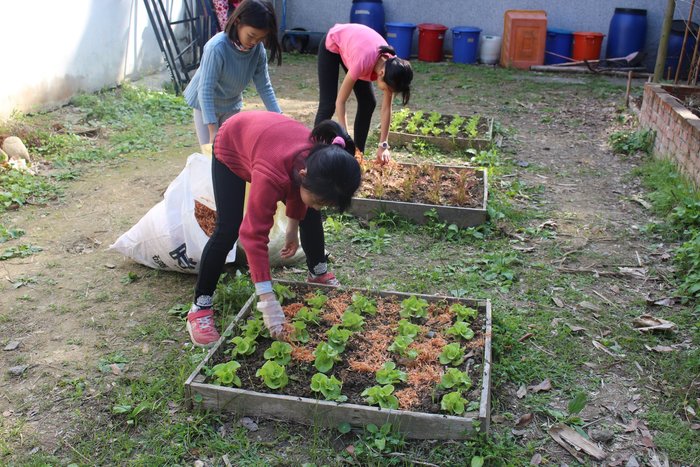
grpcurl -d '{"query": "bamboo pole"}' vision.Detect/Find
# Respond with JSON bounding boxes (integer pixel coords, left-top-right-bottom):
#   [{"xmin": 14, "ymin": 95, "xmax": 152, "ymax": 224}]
[
  {"xmin": 674, "ymin": 0, "xmax": 696, "ymax": 83},
  {"xmin": 654, "ymin": 0, "xmax": 676, "ymax": 82},
  {"xmin": 688, "ymin": 22, "xmax": 700, "ymax": 85}
]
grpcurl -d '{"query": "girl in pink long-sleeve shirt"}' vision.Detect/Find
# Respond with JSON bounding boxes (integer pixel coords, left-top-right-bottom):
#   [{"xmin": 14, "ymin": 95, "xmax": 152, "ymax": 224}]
[
  {"xmin": 315, "ymin": 23, "xmax": 413, "ymax": 164},
  {"xmin": 186, "ymin": 111, "xmax": 361, "ymax": 347}
]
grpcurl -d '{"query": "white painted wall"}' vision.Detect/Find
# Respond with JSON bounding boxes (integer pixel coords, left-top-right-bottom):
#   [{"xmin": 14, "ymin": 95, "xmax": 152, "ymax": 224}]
[{"xmin": 0, "ymin": 0, "xmax": 176, "ymax": 119}]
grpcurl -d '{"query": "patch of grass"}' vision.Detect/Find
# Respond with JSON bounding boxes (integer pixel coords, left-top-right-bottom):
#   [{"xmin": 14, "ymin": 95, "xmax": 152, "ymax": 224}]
[
  {"xmin": 609, "ymin": 129, "xmax": 655, "ymax": 155},
  {"xmin": 645, "ymin": 410, "xmax": 700, "ymax": 464}
]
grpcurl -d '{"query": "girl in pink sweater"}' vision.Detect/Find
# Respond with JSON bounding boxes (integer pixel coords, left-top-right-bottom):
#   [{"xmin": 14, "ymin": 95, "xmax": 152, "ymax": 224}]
[
  {"xmin": 187, "ymin": 111, "xmax": 361, "ymax": 346},
  {"xmin": 315, "ymin": 23, "xmax": 413, "ymax": 163}
]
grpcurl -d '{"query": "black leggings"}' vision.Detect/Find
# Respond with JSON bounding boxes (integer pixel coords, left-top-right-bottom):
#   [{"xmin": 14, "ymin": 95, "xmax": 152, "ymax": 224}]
[
  {"xmin": 195, "ymin": 156, "xmax": 327, "ymax": 298},
  {"xmin": 315, "ymin": 34, "xmax": 376, "ymax": 153}
]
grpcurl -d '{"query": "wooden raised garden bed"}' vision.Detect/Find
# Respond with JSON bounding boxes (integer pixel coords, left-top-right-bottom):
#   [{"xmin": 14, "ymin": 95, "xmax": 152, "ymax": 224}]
[
  {"xmin": 185, "ymin": 281, "xmax": 492, "ymax": 439},
  {"xmin": 389, "ymin": 110, "xmax": 494, "ymax": 151},
  {"xmin": 350, "ymin": 161, "xmax": 488, "ymax": 228}
]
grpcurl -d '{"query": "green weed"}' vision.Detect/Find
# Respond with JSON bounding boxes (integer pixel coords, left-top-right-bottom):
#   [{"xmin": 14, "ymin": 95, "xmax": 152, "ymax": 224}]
[{"xmin": 609, "ymin": 129, "xmax": 655, "ymax": 155}]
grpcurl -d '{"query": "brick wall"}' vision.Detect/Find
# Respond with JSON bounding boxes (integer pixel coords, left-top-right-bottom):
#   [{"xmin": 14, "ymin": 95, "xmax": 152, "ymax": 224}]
[{"xmin": 640, "ymin": 83, "xmax": 700, "ymax": 186}]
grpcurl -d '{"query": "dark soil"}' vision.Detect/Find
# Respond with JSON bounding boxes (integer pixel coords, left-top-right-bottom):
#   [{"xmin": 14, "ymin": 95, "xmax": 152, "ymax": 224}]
[
  {"xmin": 207, "ymin": 284, "xmax": 486, "ymax": 414},
  {"xmin": 356, "ymin": 162, "xmax": 484, "ymax": 208}
]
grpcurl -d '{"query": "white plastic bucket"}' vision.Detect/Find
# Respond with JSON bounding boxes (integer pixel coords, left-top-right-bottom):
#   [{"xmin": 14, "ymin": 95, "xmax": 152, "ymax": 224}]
[{"xmin": 479, "ymin": 35, "xmax": 502, "ymax": 64}]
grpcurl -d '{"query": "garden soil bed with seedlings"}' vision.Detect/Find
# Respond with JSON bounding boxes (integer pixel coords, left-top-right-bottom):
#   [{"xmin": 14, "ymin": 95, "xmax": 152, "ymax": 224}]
[
  {"xmin": 389, "ymin": 109, "xmax": 494, "ymax": 151},
  {"xmin": 185, "ymin": 281, "xmax": 492, "ymax": 439},
  {"xmin": 350, "ymin": 161, "xmax": 488, "ymax": 227}
]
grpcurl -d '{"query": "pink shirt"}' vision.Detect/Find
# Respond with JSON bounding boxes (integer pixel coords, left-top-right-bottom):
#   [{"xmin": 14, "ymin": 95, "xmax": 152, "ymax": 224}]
[
  {"xmin": 325, "ymin": 23, "xmax": 388, "ymax": 81},
  {"xmin": 214, "ymin": 111, "xmax": 312, "ymax": 283}
]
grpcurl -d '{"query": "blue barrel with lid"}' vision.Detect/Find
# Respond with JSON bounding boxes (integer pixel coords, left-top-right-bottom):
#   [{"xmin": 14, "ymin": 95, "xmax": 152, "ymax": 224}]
[
  {"xmin": 350, "ymin": 0, "xmax": 385, "ymax": 37},
  {"xmin": 386, "ymin": 22, "xmax": 416, "ymax": 59},
  {"xmin": 606, "ymin": 8, "xmax": 647, "ymax": 59},
  {"xmin": 665, "ymin": 20, "xmax": 699, "ymax": 79},
  {"xmin": 545, "ymin": 28, "xmax": 573, "ymax": 64},
  {"xmin": 452, "ymin": 26, "xmax": 481, "ymax": 64}
]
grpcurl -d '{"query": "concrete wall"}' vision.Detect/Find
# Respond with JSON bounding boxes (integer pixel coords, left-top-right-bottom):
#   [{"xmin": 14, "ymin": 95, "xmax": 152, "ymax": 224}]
[
  {"xmin": 0, "ymin": 0, "xmax": 177, "ymax": 119},
  {"xmin": 277, "ymin": 0, "xmax": 700, "ymax": 68}
]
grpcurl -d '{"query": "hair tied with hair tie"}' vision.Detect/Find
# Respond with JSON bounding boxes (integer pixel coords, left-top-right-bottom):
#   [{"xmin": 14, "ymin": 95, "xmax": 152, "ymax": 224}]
[{"xmin": 331, "ymin": 136, "xmax": 346, "ymax": 148}]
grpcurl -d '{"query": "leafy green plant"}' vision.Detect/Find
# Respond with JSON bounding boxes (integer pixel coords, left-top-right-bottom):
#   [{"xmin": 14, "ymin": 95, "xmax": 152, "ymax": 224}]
[
  {"xmin": 399, "ymin": 295, "xmax": 429, "ymax": 319},
  {"xmin": 356, "ymin": 423, "xmax": 405, "ymax": 455},
  {"xmin": 263, "ymin": 341, "xmax": 292, "ymax": 365},
  {"xmin": 228, "ymin": 335, "xmax": 257, "ymax": 357},
  {"xmin": 313, "ymin": 342, "xmax": 341, "ymax": 373},
  {"xmin": 673, "ymin": 230, "xmax": 700, "ymax": 299},
  {"xmin": 294, "ymin": 306, "xmax": 321, "ymax": 326},
  {"xmin": 446, "ymin": 321, "xmax": 475, "ymax": 340},
  {"xmin": 375, "ymin": 362, "xmax": 407, "ymax": 385},
  {"xmin": 361, "ymin": 384, "xmax": 399, "ymax": 409},
  {"xmin": 439, "ymin": 343, "xmax": 466, "ymax": 366},
  {"xmin": 346, "ymin": 293, "xmax": 377, "ymax": 315},
  {"xmin": 310, "ymin": 373, "xmax": 347, "ymax": 402},
  {"xmin": 0, "ymin": 244, "xmax": 42, "ymax": 260},
  {"xmin": 446, "ymin": 115, "xmax": 465, "ymax": 138},
  {"xmin": 609, "ymin": 129, "xmax": 654, "ymax": 155},
  {"xmin": 273, "ymin": 283, "xmax": 296, "ymax": 302},
  {"xmin": 211, "ymin": 360, "xmax": 242, "ymax": 387},
  {"xmin": 388, "ymin": 335, "xmax": 418, "ymax": 359},
  {"xmin": 291, "ymin": 321, "xmax": 310, "ymax": 343},
  {"xmin": 441, "ymin": 390, "xmax": 468, "ymax": 415},
  {"xmin": 0, "ymin": 225, "xmax": 24, "ymax": 243},
  {"xmin": 464, "ymin": 115, "xmax": 480, "ymax": 138},
  {"xmin": 542, "ymin": 391, "xmax": 589, "ymax": 428},
  {"xmin": 450, "ymin": 303, "xmax": 478, "ymax": 322},
  {"xmin": 120, "ymin": 271, "xmax": 139, "ymax": 284},
  {"xmin": 396, "ymin": 319, "xmax": 421, "ymax": 338},
  {"xmin": 306, "ymin": 292, "xmax": 328, "ymax": 309},
  {"xmin": 240, "ymin": 316, "xmax": 267, "ymax": 340},
  {"xmin": 438, "ymin": 368, "xmax": 472, "ymax": 390},
  {"xmin": 326, "ymin": 325, "xmax": 353, "ymax": 352},
  {"xmin": 341, "ymin": 310, "xmax": 364, "ymax": 331},
  {"xmin": 390, "ymin": 108, "xmax": 410, "ymax": 131},
  {"xmin": 351, "ymin": 224, "xmax": 392, "ymax": 253},
  {"xmin": 255, "ymin": 360, "xmax": 289, "ymax": 389}
]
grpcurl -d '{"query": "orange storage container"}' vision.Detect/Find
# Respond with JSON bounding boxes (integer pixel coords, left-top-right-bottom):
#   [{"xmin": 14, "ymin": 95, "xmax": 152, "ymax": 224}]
[
  {"xmin": 572, "ymin": 32, "xmax": 605, "ymax": 61},
  {"xmin": 500, "ymin": 10, "xmax": 547, "ymax": 69}
]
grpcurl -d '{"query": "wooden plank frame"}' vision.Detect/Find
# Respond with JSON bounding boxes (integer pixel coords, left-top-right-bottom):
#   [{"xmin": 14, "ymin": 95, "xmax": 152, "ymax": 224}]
[
  {"xmin": 185, "ymin": 281, "xmax": 492, "ymax": 440},
  {"xmin": 350, "ymin": 164, "xmax": 488, "ymax": 228},
  {"xmin": 389, "ymin": 116, "xmax": 494, "ymax": 152}
]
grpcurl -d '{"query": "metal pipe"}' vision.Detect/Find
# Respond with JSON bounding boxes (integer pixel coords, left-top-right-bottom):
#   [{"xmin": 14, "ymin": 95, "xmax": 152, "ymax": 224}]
[
  {"xmin": 674, "ymin": 0, "xmax": 696, "ymax": 83},
  {"xmin": 654, "ymin": 0, "xmax": 677, "ymax": 82}
]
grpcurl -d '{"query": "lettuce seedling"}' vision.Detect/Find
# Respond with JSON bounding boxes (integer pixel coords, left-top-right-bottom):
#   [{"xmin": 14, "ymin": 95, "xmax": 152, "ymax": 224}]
[
  {"xmin": 272, "ymin": 283, "xmax": 296, "ymax": 303},
  {"xmin": 438, "ymin": 368, "xmax": 472, "ymax": 390},
  {"xmin": 375, "ymin": 361, "xmax": 408, "ymax": 385},
  {"xmin": 450, "ymin": 303, "xmax": 478, "ymax": 322},
  {"xmin": 346, "ymin": 293, "xmax": 377, "ymax": 315},
  {"xmin": 211, "ymin": 360, "xmax": 241, "ymax": 387},
  {"xmin": 313, "ymin": 342, "xmax": 341, "ymax": 373},
  {"xmin": 446, "ymin": 321, "xmax": 475, "ymax": 341},
  {"xmin": 291, "ymin": 321, "xmax": 309, "ymax": 343},
  {"xmin": 341, "ymin": 310, "xmax": 364, "ymax": 331},
  {"xmin": 240, "ymin": 316, "xmax": 267, "ymax": 340},
  {"xmin": 255, "ymin": 360, "xmax": 289, "ymax": 389},
  {"xmin": 441, "ymin": 391, "xmax": 468, "ymax": 415},
  {"xmin": 396, "ymin": 319, "xmax": 421, "ymax": 339},
  {"xmin": 310, "ymin": 373, "xmax": 347, "ymax": 402},
  {"xmin": 294, "ymin": 306, "xmax": 321, "ymax": 326},
  {"xmin": 326, "ymin": 325, "xmax": 353, "ymax": 352},
  {"xmin": 306, "ymin": 292, "xmax": 328, "ymax": 309},
  {"xmin": 361, "ymin": 384, "xmax": 399, "ymax": 410},
  {"xmin": 263, "ymin": 341, "xmax": 292, "ymax": 365},
  {"xmin": 388, "ymin": 335, "xmax": 418, "ymax": 360},
  {"xmin": 439, "ymin": 343, "xmax": 465, "ymax": 366},
  {"xmin": 399, "ymin": 296, "xmax": 429, "ymax": 319},
  {"xmin": 228, "ymin": 335, "xmax": 257, "ymax": 357}
]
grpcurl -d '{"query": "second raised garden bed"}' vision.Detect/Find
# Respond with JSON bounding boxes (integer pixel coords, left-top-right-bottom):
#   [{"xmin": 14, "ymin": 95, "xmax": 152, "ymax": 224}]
[
  {"xmin": 350, "ymin": 161, "xmax": 488, "ymax": 228},
  {"xmin": 185, "ymin": 281, "xmax": 492, "ymax": 439},
  {"xmin": 389, "ymin": 109, "xmax": 494, "ymax": 151}
]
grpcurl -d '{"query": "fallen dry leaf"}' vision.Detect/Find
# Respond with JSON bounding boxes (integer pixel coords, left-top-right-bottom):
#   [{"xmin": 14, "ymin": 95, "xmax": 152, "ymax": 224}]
[
  {"xmin": 685, "ymin": 405, "xmax": 697, "ymax": 418},
  {"xmin": 578, "ymin": 301, "xmax": 601, "ymax": 312},
  {"xmin": 528, "ymin": 379, "xmax": 552, "ymax": 393},
  {"xmin": 530, "ymin": 453, "xmax": 542, "ymax": 465},
  {"xmin": 518, "ymin": 332, "xmax": 534, "ymax": 342},
  {"xmin": 552, "ymin": 296, "xmax": 564, "ymax": 308},
  {"xmin": 592, "ymin": 340, "xmax": 625, "ymax": 358},
  {"xmin": 633, "ymin": 315, "xmax": 676, "ymax": 333},
  {"xmin": 567, "ymin": 323, "xmax": 586, "ymax": 333},
  {"xmin": 645, "ymin": 344, "xmax": 675, "ymax": 353},
  {"xmin": 548, "ymin": 423, "xmax": 607, "ymax": 462},
  {"xmin": 516, "ymin": 384, "xmax": 527, "ymax": 399},
  {"xmin": 639, "ymin": 435, "xmax": 656, "ymax": 448},
  {"xmin": 627, "ymin": 401, "xmax": 639, "ymax": 413},
  {"xmin": 624, "ymin": 418, "xmax": 639, "ymax": 432},
  {"xmin": 515, "ymin": 413, "xmax": 534, "ymax": 428},
  {"xmin": 618, "ymin": 267, "xmax": 648, "ymax": 278},
  {"xmin": 691, "ymin": 423, "xmax": 700, "ymax": 430}
]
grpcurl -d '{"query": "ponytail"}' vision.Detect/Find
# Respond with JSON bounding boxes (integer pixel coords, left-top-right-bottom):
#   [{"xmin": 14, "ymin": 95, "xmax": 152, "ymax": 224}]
[
  {"xmin": 379, "ymin": 46, "xmax": 413, "ymax": 106},
  {"xmin": 310, "ymin": 120, "xmax": 356, "ymax": 156}
]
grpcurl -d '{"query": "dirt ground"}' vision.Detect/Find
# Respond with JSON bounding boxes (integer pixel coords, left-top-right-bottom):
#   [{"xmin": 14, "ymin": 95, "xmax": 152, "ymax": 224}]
[{"xmin": 0, "ymin": 56, "xmax": 692, "ymax": 464}]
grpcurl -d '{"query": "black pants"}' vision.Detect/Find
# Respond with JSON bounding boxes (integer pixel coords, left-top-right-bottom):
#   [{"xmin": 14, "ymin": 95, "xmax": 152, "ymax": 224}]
[
  {"xmin": 195, "ymin": 156, "xmax": 327, "ymax": 298},
  {"xmin": 314, "ymin": 34, "xmax": 376, "ymax": 153}
]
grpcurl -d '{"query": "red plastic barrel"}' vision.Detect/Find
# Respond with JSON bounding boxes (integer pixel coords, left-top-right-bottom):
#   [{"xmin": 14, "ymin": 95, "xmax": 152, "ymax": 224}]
[
  {"xmin": 572, "ymin": 32, "xmax": 605, "ymax": 61},
  {"xmin": 417, "ymin": 23, "xmax": 448, "ymax": 62}
]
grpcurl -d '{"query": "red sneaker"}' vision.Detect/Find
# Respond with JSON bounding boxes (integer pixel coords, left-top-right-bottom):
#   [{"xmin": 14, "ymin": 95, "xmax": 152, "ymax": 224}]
[
  {"xmin": 306, "ymin": 271, "xmax": 341, "ymax": 286},
  {"xmin": 186, "ymin": 308, "xmax": 220, "ymax": 348}
]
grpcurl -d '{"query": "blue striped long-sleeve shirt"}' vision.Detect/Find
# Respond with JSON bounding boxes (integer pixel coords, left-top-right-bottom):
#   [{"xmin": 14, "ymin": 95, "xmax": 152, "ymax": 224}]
[{"xmin": 184, "ymin": 32, "xmax": 281, "ymax": 124}]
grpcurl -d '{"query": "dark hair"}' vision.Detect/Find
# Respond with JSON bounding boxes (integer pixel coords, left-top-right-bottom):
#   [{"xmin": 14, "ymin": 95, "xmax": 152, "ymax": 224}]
[
  {"xmin": 300, "ymin": 120, "xmax": 361, "ymax": 212},
  {"xmin": 378, "ymin": 45, "xmax": 413, "ymax": 106},
  {"xmin": 225, "ymin": 0, "xmax": 282, "ymax": 65}
]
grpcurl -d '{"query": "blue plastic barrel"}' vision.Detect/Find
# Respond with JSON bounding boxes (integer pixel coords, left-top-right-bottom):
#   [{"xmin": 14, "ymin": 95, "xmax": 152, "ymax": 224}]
[
  {"xmin": 545, "ymin": 28, "xmax": 573, "ymax": 64},
  {"xmin": 606, "ymin": 8, "xmax": 647, "ymax": 59},
  {"xmin": 386, "ymin": 22, "xmax": 416, "ymax": 59},
  {"xmin": 452, "ymin": 27, "xmax": 481, "ymax": 64},
  {"xmin": 665, "ymin": 20, "xmax": 699, "ymax": 79},
  {"xmin": 350, "ymin": 0, "xmax": 385, "ymax": 37}
]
